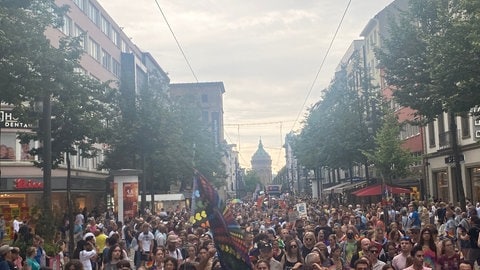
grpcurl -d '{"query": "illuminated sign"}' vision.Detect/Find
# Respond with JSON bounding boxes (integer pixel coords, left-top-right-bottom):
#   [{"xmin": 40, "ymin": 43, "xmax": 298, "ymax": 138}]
[{"xmin": 13, "ymin": 178, "xmax": 44, "ymax": 189}]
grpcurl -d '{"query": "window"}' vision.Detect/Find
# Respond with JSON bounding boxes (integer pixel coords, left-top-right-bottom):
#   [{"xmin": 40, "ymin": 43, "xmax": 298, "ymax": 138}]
[
  {"xmin": 121, "ymin": 40, "xmax": 129, "ymax": 53},
  {"xmin": 73, "ymin": 25, "xmax": 87, "ymax": 51},
  {"xmin": 0, "ymin": 132, "xmax": 18, "ymax": 161},
  {"xmin": 74, "ymin": 67, "xmax": 87, "ymax": 75},
  {"xmin": 111, "ymin": 29, "xmax": 120, "ymax": 47},
  {"xmin": 88, "ymin": 38, "xmax": 100, "ymax": 61},
  {"xmin": 61, "ymin": 15, "xmax": 72, "ymax": 36},
  {"xmin": 400, "ymin": 122, "xmax": 420, "ymax": 140},
  {"xmin": 87, "ymin": 2, "xmax": 100, "ymax": 25},
  {"xmin": 202, "ymin": 111, "xmax": 209, "ymax": 122},
  {"xmin": 461, "ymin": 115, "xmax": 471, "ymax": 138},
  {"xmin": 73, "ymin": 0, "xmax": 85, "ymax": 11},
  {"xmin": 100, "ymin": 16, "xmax": 110, "ymax": 36},
  {"xmin": 112, "ymin": 59, "xmax": 121, "ymax": 77},
  {"xmin": 438, "ymin": 114, "xmax": 449, "ymax": 148},
  {"xmin": 201, "ymin": 94, "xmax": 208, "ymax": 103},
  {"xmin": 101, "ymin": 49, "xmax": 111, "ymax": 70},
  {"xmin": 428, "ymin": 122, "xmax": 435, "ymax": 147}
]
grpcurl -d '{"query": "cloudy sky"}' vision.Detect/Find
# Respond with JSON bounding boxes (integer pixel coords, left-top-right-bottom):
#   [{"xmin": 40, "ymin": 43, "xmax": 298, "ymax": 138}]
[{"xmin": 97, "ymin": 0, "xmax": 395, "ymax": 172}]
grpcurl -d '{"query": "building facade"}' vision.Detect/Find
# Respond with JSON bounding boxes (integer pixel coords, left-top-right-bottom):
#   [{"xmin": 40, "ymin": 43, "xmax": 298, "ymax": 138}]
[
  {"xmin": 251, "ymin": 140, "xmax": 272, "ymax": 187},
  {"xmin": 0, "ymin": 0, "xmax": 168, "ymax": 221},
  {"xmin": 169, "ymin": 82, "xmax": 225, "ymax": 148}
]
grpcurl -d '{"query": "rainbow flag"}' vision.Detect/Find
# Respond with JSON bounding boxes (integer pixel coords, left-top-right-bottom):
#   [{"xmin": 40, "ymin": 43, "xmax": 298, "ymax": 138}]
[{"xmin": 192, "ymin": 172, "xmax": 253, "ymax": 270}]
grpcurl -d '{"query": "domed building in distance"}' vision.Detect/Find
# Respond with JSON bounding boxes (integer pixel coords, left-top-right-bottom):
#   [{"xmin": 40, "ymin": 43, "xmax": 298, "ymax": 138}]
[{"xmin": 251, "ymin": 139, "xmax": 272, "ymax": 187}]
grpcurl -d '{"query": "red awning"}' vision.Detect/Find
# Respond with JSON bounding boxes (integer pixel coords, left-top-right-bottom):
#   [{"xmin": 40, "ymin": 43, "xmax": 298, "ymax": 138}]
[{"xmin": 352, "ymin": 184, "xmax": 411, "ymax": 197}]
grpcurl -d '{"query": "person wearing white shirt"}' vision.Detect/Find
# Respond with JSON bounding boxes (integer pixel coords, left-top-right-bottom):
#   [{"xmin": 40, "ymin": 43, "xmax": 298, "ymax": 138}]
[
  {"xmin": 79, "ymin": 241, "xmax": 97, "ymax": 270},
  {"xmin": 12, "ymin": 216, "xmax": 23, "ymax": 241},
  {"xmin": 137, "ymin": 223, "xmax": 154, "ymax": 266}
]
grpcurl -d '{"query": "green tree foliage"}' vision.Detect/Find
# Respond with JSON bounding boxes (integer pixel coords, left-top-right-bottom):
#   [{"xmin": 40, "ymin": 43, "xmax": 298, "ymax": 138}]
[
  {"xmin": 0, "ymin": 0, "xmax": 114, "ymax": 246},
  {"xmin": 101, "ymin": 77, "xmax": 226, "ymax": 195},
  {"xmin": 377, "ymin": 0, "xmax": 480, "ymax": 122},
  {"xmin": 169, "ymin": 94, "xmax": 226, "ymax": 188},
  {"xmin": 295, "ymin": 65, "xmax": 374, "ymax": 175},
  {"xmin": 363, "ymin": 111, "xmax": 417, "ymax": 184},
  {"xmin": 243, "ymin": 170, "xmax": 261, "ymax": 194},
  {"xmin": 376, "ymin": 0, "xmax": 480, "ymax": 208}
]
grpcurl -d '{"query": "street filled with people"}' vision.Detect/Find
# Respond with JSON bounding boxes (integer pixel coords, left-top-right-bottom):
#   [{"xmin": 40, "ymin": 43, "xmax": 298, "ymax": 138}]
[{"xmin": 1, "ymin": 195, "xmax": 480, "ymax": 270}]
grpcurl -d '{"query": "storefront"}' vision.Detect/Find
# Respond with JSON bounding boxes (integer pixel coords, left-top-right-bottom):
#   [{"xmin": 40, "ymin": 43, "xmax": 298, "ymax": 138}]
[
  {"xmin": 0, "ymin": 176, "xmax": 108, "ymax": 239},
  {"xmin": 467, "ymin": 166, "xmax": 480, "ymax": 202}
]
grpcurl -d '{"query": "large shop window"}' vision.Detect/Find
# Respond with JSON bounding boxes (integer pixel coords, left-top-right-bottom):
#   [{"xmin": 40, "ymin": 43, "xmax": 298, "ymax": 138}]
[
  {"xmin": 0, "ymin": 133, "xmax": 17, "ymax": 160},
  {"xmin": 0, "ymin": 133, "xmax": 33, "ymax": 161},
  {"xmin": 471, "ymin": 167, "xmax": 480, "ymax": 202},
  {"xmin": 434, "ymin": 171, "xmax": 449, "ymax": 202}
]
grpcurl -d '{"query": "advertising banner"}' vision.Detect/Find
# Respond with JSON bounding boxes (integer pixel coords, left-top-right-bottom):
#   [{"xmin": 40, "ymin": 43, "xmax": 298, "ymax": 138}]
[{"xmin": 123, "ymin": 182, "xmax": 138, "ymax": 219}]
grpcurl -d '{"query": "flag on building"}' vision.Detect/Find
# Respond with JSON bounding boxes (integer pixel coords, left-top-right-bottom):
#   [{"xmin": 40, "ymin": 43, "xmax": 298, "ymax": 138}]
[{"xmin": 192, "ymin": 171, "xmax": 252, "ymax": 270}]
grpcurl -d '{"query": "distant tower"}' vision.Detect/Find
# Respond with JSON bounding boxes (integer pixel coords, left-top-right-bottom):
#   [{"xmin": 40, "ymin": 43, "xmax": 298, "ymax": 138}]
[{"xmin": 251, "ymin": 139, "xmax": 272, "ymax": 187}]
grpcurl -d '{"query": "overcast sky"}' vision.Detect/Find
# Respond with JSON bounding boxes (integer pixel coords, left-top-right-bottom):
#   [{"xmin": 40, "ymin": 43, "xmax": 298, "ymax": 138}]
[{"xmin": 96, "ymin": 0, "xmax": 395, "ymax": 172}]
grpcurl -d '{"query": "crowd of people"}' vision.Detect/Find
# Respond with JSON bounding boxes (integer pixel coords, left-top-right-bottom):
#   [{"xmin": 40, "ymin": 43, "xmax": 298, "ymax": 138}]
[{"xmin": 1, "ymin": 196, "xmax": 480, "ymax": 270}]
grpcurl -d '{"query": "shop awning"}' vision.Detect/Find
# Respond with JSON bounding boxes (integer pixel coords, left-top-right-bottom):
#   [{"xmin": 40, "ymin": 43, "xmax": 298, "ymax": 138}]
[
  {"xmin": 338, "ymin": 181, "xmax": 367, "ymax": 193},
  {"xmin": 352, "ymin": 184, "xmax": 411, "ymax": 197},
  {"xmin": 322, "ymin": 182, "xmax": 350, "ymax": 194}
]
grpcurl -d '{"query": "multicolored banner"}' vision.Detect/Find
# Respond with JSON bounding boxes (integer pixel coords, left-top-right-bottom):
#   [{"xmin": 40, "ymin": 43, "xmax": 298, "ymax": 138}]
[{"xmin": 192, "ymin": 172, "xmax": 252, "ymax": 270}]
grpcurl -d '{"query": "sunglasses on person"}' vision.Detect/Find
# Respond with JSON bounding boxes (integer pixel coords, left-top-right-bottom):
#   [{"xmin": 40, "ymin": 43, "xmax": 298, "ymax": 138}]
[{"xmin": 400, "ymin": 236, "xmax": 411, "ymax": 241}]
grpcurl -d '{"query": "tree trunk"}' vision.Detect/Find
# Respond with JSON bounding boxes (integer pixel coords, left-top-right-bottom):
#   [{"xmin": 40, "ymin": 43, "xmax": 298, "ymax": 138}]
[
  {"xmin": 449, "ymin": 112, "xmax": 466, "ymax": 211},
  {"xmin": 67, "ymin": 152, "xmax": 75, "ymax": 256}
]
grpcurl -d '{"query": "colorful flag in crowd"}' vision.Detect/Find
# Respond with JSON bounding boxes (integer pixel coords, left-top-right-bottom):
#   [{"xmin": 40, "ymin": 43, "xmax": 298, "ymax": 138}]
[
  {"xmin": 192, "ymin": 171, "xmax": 253, "ymax": 270},
  {"xmin": 190, "ymin": 173, "xmax": 210, "ymax": 228}
]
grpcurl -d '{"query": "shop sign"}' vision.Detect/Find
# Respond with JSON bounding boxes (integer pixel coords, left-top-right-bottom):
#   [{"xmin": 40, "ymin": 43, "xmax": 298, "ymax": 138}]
[
  {"xmin": 0, "ymin": 110, "xmax": 33, "ymax": 129},
  {"xmin": 444, "ymin": 154, "xmax": 465, "ymax": 164},
  {"xmin": 13, "ymin": 178, "xmax": 44, "ymax": 189}
]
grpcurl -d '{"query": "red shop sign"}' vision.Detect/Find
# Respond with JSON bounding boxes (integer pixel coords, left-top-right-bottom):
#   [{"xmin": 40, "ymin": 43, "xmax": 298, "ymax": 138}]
[{"xmin": 13, "ymin": 178, "xmax": 44, "ymax": 189}]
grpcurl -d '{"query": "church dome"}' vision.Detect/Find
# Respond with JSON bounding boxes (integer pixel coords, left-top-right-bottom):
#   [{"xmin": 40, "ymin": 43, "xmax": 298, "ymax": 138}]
[{"xmin": 251, "ymin": 139, "xmax": 271, "ymax": 162}]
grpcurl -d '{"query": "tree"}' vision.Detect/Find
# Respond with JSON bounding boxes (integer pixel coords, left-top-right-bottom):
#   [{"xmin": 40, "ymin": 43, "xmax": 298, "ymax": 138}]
[
  {"xmin": 377, "ymin": 0, "xmax": 480, "ymax": 209},
  {"xmin": 295, "ymin": 64, "xmax": 376, "ymax": 180},
  {"xmin": 0, "ymin": 0, "xmax": 114, "ymax": 250},
  {"xmin": 243, "ymin": 170, "xmax": 261, "ymax": 194},
  {"xmin": 363, "ymin": 111, "xmax": 417, "ymax": 185},
  {"xmin": 101, "ymin": 73, "xmax": 226, "ymax": 209}
]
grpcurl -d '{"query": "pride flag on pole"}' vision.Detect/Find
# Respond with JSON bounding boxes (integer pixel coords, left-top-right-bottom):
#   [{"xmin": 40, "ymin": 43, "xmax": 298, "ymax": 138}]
[{"xmin": 192, "ymin": 171, "xmax": 252, "ymax": 270}]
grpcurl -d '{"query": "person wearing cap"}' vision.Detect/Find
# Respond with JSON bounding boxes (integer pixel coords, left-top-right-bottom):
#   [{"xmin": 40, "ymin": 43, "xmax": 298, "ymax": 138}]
[
  {"xmin": 165, "ymin": 234, "xmax": 183, "ymax": 265},
  {"xmin": 0, "ymin": 245, "xmax": 14, "ymax": 270},
  {"xmin": 257, "ymin": 240, "xmax": 282, "ymax": 270}
]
